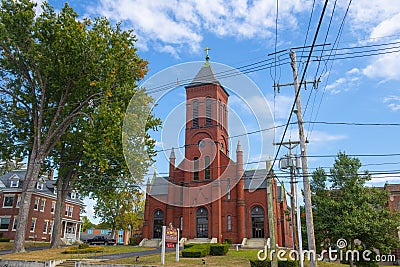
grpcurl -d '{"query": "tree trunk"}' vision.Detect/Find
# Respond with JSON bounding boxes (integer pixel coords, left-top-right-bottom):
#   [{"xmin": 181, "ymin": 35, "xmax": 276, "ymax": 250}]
[
  {"xmin": 13, "ymin": 160, "xmax": 42, "ymax": 252},
  {"xmin": 51, "ymin": 171, "xmax": 72, "ymax": 248},
  {"xmin": 349, "ymin": 239, "xmax": 354, "ymax": 267}
]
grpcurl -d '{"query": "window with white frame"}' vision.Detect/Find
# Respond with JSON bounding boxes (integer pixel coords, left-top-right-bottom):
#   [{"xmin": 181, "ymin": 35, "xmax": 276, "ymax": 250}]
[
  {"xmin": 33, "ymin": 197, "xmax": 39, "ymax": 210},
  {"xmin": 30, "ymin": 218, "xmax": 37, "ymax": 232},
  {"xmin": 16, "ymin": 195, "xmax": 21, "ymax": 208},
  {"xmin": 10, "ymin": 179, "xmax": 19, "ymax": 188},
  {"xmin": 12, "ymin": 217, "xmax": 18, "ymax": 231},
  {"xmin": 65, "ymin": 205, "xmax": 69, "ymax": 216},
  {"xmin": 69, "ymin": 206, "xmax": 73, "ymax": 217},
  {"xmin": 43, "ymin": 220, "xmax": 48, "ymax": 234},
  {"xmin": 71, "ymin": 191, "xmax": 77, "ymax": 199},
  {"xmin": 3, "ymin": 195, "xmax": 14, "ymax": 208},
  {"xmin": 51, "ymin": 201, "xmax": 56, "ymax": 214},
  {"xmin": 40, "ymin": 199, "xmax": 46, "ymax": 212},
  {"xmin": 227, "ymin": 215, "xmax": 232, "ymax": 231},
  {"xmin": 0, "ymin": 217, "xmax": 11, "ymax": 230}
]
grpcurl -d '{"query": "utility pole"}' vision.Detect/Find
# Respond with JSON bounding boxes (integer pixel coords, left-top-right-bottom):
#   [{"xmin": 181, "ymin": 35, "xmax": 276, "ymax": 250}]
[
  {"xmin": 273, "ymin": 140, "xmax": 300, "ymax": 251},
  {"xmin": 266, "ymin": 159, "xmax": 277, "ymax": 267},
  {"xmin": 289, "ymin": 49, "xmax": 317, "ymax": 267}
]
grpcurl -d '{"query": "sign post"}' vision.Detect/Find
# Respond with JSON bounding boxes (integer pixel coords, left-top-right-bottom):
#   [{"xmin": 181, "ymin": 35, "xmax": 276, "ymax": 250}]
[
  {"xmin": 161, "ymin": 224, "xmax": 180, "ymax": 264},
  {"xmin": 161, "ymin": 226, "xmax": 166, "ymax": 265},
  {"xmin": 176, "ymin": 229, "xmax": 180, "ymax": 262}
]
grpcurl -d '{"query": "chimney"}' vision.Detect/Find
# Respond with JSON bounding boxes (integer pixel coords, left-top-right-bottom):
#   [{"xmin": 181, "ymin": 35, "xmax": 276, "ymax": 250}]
[{"xmin": 48, "ymin": 169, "xmax": 54, "ymax": 180}]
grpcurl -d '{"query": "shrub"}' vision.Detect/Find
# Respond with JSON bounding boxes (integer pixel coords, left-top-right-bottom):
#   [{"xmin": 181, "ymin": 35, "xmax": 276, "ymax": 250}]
[
  {"xmin": 0, "ymin": 238, "xmax": 10, "ymax": 242},
  {"xmin": 129, "ymin": 237, "xmax": 138, "ymax": 246},
  {"xmin": 182, "ymin": 246, "xmax": 208, "ymax": 258},
  {"xmin": 224, "ymin": 238, "xmax": 232, "ymax": 245},
  {"xmin": 181, "ymin": 244, "xmax": 211, "ymax": 258},
  {"xmin": 355, "ymin": 262, "xmax": 379, "ymax": 267},
  {"xmin": 249, "ymin": 260, "xmax": 299, "ymax": 267},
  {"xmin": 210, "ymin": 244, "xmax": 229, "ymax": 256},
  {"xmin": 250, "ymin": 259, "xmax": 270, "ymax": 267},
  {"xmin": 184, "ymin": 243, "xmax": 195, "ymax": 249},
  {"xmin": 64, "ymin": 246, "xmax": 104, "ymax": 254},
  {"xmin": 278, "ymin": 260, "xmax": 299, "ymax": 267},
  {"xmin": 78, "ymin": 243, "xmax": 90, "ymax": 249}
]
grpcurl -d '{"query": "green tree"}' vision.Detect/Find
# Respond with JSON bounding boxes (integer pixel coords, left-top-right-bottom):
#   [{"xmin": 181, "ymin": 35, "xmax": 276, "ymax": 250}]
[
  {"xmin": 0, "ymin": 0, "xmax": 152, "ymax": 252},
  {"xmin": 92, "ymin": 186, "xmax": 142, "ymax": 239},
  {"xmin": 81, "ymin": 216, "xmax": 95, "ymax": 233},
  {"xmin": 311, "ymin": 152, "xmax": 400, "ymax": 267}
]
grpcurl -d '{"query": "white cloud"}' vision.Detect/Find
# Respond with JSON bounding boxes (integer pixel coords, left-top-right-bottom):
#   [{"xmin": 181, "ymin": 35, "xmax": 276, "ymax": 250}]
[
  {"xmin": 306, "ymin": 130, "xmax": 347, "ymax": 143},
  {"xmin": 343, "ymin": 2, "xmax": 400, "ymax": 81},
  {"xmin": 91, "ymin": 0, "xmax": 311, "ymax": 55},
  {"xmin": 346, "ymin": 0, "xmax": 400, "ymax": 38},
  {"xmin": 268, "ymin": 94, "xmax": 295, "ymax": 120},
  {"xmin": 362, "ymin": 49, "xmax": 400, "ymax": 81},
  {"xmin": 325, "ymin": 68, "xmax": 361, "ymax": 94},
  {"xmin": 383, "ymin": 95, "xmax": 400, "ymax": 111},
  {"xmin": 366, "ymin": 173, "xmax": 400, "ymax": 187},
  {"xmin": 83, "ymin": 198, "xmax": 100, "ymax": 224},
  {"xmin": 370, "ymin": 13, "xmax": 400, "ymax": 39}
]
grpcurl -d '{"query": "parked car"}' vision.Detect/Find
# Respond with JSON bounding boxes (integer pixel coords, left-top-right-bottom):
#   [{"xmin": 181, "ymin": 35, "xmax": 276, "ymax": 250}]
[{"xmin": 85, "ymin": 235, "xmax": 116, "ymax": 245}]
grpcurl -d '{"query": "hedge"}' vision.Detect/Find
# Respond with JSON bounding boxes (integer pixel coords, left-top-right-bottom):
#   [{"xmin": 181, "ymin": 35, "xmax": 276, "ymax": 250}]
[
  {"xmin": 0, "ymin": 238, "xmax": 10, "ymax": 242},
  {"xmin": 279, "ymin": 260, "xmax": 299, "ymax": 267},
  {"xmin": 210, "ymin": 244, "xmax": 230, "ymax": 256},
  {"xmin": 224, "ymin": 238, "xmax": 232, "ymax": 244},
  {"xmin": 64, "ymin": 246, "xmax": 104, "ymax": 254},
  {"xmin": 182, "ymin": 246, "xmax": 209, "ymax": 258},
  {"xmin": 249, "ymin": 260, "xmax": 299, "ymax": 267},
  {"xmin": 182, "ymin": 244, "xmax": 212, "ymax": 258}
]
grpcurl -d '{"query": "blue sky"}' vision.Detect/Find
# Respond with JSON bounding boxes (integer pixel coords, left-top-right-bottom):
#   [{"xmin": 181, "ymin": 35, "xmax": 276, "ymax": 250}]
[{"xmin": 41, "ymin": 0, "xmax": 400, "ymax": 222}]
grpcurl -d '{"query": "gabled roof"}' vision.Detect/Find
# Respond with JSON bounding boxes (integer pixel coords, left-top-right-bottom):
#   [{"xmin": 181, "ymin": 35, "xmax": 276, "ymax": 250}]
[
  {"xmin": 244, "ymin": 169, "xmax": 268, "ymax": 190},
  {"xmin": 0, "ymin": 170, "xmax": 84, "ymax": 205},
  {"xmin": 186, "ymin": 61, "xmax": 221, "ymax": 88}
]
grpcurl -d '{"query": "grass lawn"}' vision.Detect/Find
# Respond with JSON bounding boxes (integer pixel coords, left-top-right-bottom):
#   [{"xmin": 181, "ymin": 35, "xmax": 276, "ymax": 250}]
[
  {"xmin": 105, "ymin": 249, "xmax": 350, "ymax": 267},
  {"xmin": 0, "ymin": 241, "xmax": 50, "ymax": 251},
  {"xmin": 0, "ymin": 245, "xmax": 152, "ymax": 261}
]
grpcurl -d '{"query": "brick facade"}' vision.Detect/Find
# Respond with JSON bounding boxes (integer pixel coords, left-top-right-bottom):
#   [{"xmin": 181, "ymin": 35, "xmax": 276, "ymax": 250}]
[
  {"xmin": 0, "ymin": 170, "xmax": 83, "ymax": 242},
  {"xmin": 143, "ymin": 61, "xmax": 293, "ymax": 246}
]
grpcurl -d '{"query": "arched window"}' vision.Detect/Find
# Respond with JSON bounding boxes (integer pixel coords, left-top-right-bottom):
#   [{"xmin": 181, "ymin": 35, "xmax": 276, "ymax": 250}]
[
  {"xmin": 204, "ymin": 156, "xmax": 210, "ymax": 180},
  {"xmin": 193, "ymin": 100, "xmax": 199, "ymax": 128},
  {"xmin": 194, "ymin": 157, "xmax": 199, "ymax": 181},
  {"xmin": 153, "ymin": 209, "xmax": 164, "ymax": 238},
  {"xmin": 196, "ymin": 207, "xmax": 208, "ymax": 238},
  {"xmin": 206, "ymin": 98, "xmax": 212, "ymax": 126},
  {"xmin": 227, "ymin": 215, "xmax": 232, "ymax": 231},
  {"xmin": 251, "ymin": 206, "xmax": 265, "ymax": 238}
]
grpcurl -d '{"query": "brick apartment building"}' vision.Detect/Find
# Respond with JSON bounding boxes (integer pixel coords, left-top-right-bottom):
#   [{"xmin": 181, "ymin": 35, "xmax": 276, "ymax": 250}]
[
  {"xmin": 384, "ymin": 183, "xmax": 400, "ymax": 261},
  {"xmin": 142, "ymin": 58, "xmax": 293, "ymax": 246},
  {"xmin": 81, "ymin": 229, "xmax": 132, "ymax": 245},
  {"xmin": 0, "ymin": 169, "xmax": 84, "ymax": 242}
]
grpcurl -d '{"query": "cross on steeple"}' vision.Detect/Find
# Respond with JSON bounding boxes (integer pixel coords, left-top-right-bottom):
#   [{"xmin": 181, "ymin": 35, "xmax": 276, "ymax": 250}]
[{"xmin": 204, "ymin": 46, "xmax": 211, "ymax": 61}]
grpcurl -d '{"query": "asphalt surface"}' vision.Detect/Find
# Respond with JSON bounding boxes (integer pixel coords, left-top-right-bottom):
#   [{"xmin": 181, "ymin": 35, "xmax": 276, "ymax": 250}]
[{"xmin": 0, "ymin": 245, "xmax": 49, "ymax": 255}]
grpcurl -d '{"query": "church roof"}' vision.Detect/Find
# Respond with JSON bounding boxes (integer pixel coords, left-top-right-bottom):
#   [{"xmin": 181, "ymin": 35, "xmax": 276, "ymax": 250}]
[{"xmin": 186, "ymin": 61, "xmax": 221, "ymax": 88}]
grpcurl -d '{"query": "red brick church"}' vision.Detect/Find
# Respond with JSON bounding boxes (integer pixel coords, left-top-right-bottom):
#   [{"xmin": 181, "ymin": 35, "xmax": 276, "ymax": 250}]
[{"xmin": 142, "ymin": 57, "xmax": 293, "ymax": 247}]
